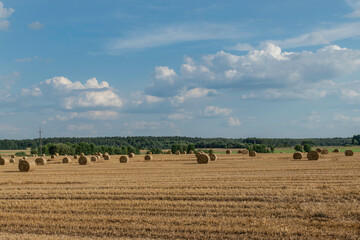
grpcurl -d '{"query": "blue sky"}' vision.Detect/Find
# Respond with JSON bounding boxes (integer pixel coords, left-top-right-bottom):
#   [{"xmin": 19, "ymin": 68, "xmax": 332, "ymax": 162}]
[{"xmin": 1, "ymin": 0, "xmax": 360, "ymax": 139}]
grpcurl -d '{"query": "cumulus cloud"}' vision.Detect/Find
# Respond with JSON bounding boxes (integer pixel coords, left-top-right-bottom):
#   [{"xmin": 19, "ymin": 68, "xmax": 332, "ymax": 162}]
[
  {"xmin": 28, "ymin": 21, "xmax": 45, "ymax": 30},
  {"xmin": 146, "ymin": 43, "xmax": 360, "ymax": 102},
  {"xmin": 0, "ymin": 2, "xmax": 14, "ymax": 30},
  {"xmin": 202, "ymin": 106, "xmax": 232, "ymax": 116},
  {"xmin": 228, "ymin": 117, "xmax": 241, "ymax": 126},
  {"xmin": 21, "ymin": 76, "xmax": 123, "ymax": 110}
]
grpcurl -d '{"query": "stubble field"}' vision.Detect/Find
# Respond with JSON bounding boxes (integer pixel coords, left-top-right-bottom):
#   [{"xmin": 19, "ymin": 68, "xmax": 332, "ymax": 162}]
[{"xmin": 0, "ymin": 152, "xmax": 359, "ymax": 239}]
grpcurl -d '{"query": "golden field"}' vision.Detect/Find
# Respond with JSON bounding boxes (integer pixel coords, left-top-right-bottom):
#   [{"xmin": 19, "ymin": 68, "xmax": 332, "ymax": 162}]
[{"xmin": 0, "ymin": 152, "xmax": 359, "ymax": 239}]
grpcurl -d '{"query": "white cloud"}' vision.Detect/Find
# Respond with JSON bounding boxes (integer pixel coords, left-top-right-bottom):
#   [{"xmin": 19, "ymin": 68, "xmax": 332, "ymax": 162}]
[
  {"xmin": 146, "ymin": 43, "xmax": 360, "ymax": 101},
  {"xmin": 28, "ymin": 21, "xmax": 45, "ymax": 30},
  {"xmin": 56, "ymin": 111, "xmax": 119, "ymax": 121},
  {"xmin": 107, "ymin": 23, "xmax": 250, "ymax": 53},
  {"xmin": 202, "ymin": 106, "xmax": 232, "ymax": 116},
  {"xmin": 154, "ymin": 66, "xmax": 177, "ymax": 83},
  {"xmin": 228, "ymin": 117, "xmax": 241, "ymax": 126},
  {"xmin": 64, "ymin": 90, "xmax": 123, "ymax": 109},
  {"xmin": 171, "ymin": 88, "xmax": 217, "ymax": 105},
  {"xmin": 21, "ymin": 87, "xmax": 42, "ymax": 97},
  {"xmin": 272, "ymin": 22, "xmax": 360, "ymax": 49},
  {"xmin": 346, "ymin": 0, "xmax": 360, "ymax": 17},
  {"xmin": 0, "ymin": 2, "xmax": 14, "ymax": 30},
  {"xmin": 67, "ymin": 124, "xmax": 95, "ymax": 131},
  {"xmin": 0, "ymin": 2, "xmax": 14, "ymax": 19},
  {"xmin": 0, "ymin": 20, "xmax": 9, "ymax": 30},
  {"xmin": 167, "ymin": 110, "xmax": 193, "ymax": 121}
]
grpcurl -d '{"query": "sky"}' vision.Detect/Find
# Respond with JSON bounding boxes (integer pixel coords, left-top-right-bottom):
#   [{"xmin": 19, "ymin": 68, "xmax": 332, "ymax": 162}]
[{"xmin": 1, "ymin": 0, "xmax": 360, "ymax": 139}]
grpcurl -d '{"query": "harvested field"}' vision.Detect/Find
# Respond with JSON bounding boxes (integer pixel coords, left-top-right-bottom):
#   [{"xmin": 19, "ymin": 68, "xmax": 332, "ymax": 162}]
[{"xmin": 0, "ymin": 153, "xmax": 359, "ymax": 239}]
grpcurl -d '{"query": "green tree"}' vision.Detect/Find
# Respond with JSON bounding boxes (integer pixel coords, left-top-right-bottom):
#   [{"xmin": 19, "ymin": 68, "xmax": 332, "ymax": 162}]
[
  {"xmin": 294, "ymin": 144, "xmax": 303, "ymax": 152},
  {"xmin": 303, "ymin": 144, "xmax": 311, "ymax": 152}
]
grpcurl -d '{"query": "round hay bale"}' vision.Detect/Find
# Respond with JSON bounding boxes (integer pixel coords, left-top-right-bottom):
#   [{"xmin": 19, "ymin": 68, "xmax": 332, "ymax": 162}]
[
  {"xmin": 42, "ymin": 154, "xmax": 45, "ymax": 157},
  {"xmin": 78, "ymin": 156, "xmax": 89, "ymax": 165},
  {"xmin": 237, "ymin": 150, "xmax": 242, "ymax": 154},
  {"xmin": 181, "ymin": 151, "xmax": 187, "ymax": 154},
  {"xmin": 293, "ymin": 152, "xmax": 303, "ymax": 160},
  {"xmin": 209, "ymin": 153, "xmax": 217, "ymax": 161},
  {"xmin": 321, "ymin": 149, "xmax": 329, "ymax": 154},
  {"xmin": 55, "ymin": 153, "xmax": 59, "ymax": 156},
  {"xmin": 22, "ymin": 156, "xmax": 27, "ymax": 160},
  {"xmin": 51, "ymin": 155, "xmax": 55, "ymax": 159},
  {"xmin": 35, "ymin": 157, "xmax": 47, "ymax": 165},
  {"xmin": 249, "ymin": 151, "xmax": 257, "ymax": 157},
  {"xmin": 226, "ymin": 150, "xmax": 232, "ymax": 154},
  {"xmin": 167, "ymin": 151, "xmax": 172, "ymax": 155},
  {"xmin": 332, "ymin": 149, "xmax": 340, "ymax": 153},
  {"xmin": 146, "ymin": 151, "xmax": 152, "ymax": 155},
  {"xmin": 103, "ymin": 155, "xmax": 110, "ymax": 160},
  {"xmin": 119, "ymin": 155, "xmax": 129, "ymax": 163},
  {"xmin": 62, "ymin": 157, "xmax": 71, "ymax": 164},
  {"xmin": 307, "ymin": 151, "xmax": 320, "ymax": 160},
  {"xmin": 9, "ymin": 158, "xmax": 14, "ymax": 164},
  {"xmin": 189, "ymin": 150, "xmax": 194, "ymax": 154},
  {"xmin": 102, "ymin": 153, "xmax": 109, "ymax": 158},
  {"xmin": 80, "ymin": 153, "xmax": 85, "ymax": 157},
  {"xmin": 144, "ymin": 155, "xmax": 153, "ymax": 161},
  {"xmin": 18, "ymin": 160, "xmax": 35, "ymax": 172},
  {"xmin": 90, "ymin": 156, "xmax": 98, "ymax": 162},
  {"xmin": 316, "ymin": 148, "xmax": 322, "ymax": 153},
  {"xmin": 0, "ymin": 156, "xmax": 9, "ymax": 165},
  {"xmin": 241, "ymin": 149, "xmax": 249, "ymax": 154},
  {"xmin": 345, "ymin": 150, "xmax": 354, "ymax": 156},
  {"xmin": 73, "ymin": 155, "xmax": 78, "ymax": 159},
  {"xmin": 10, "ymin": 155, "xmax": 15, "ymax": 158},
  {"xmin": 197, "ymin": 154, "xmax": 210, "ymax": 164},
  {"xmin": 175, "ymin": 150, "xmax": 180, "ymax": 155},
  {"xmin": 129, "ymin": 153, "xmax": 135, "ymax": 158}
]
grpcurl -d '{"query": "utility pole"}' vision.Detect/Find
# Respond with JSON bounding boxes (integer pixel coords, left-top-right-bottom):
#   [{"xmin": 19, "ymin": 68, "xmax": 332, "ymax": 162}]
[{"xmin": 38, "ymin": 127, "xmax": 43, "ymax": 156}]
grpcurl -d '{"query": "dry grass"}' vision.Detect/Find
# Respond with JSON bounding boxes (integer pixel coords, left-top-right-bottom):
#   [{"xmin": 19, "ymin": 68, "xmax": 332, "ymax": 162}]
[{"xmin": 0, "ymin": 153, "xmax": 359, "ymax": 239}]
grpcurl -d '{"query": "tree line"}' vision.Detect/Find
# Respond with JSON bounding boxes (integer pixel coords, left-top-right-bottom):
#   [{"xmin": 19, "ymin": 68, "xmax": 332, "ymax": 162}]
[{"xmin": 0, "ymin": 136, "xmax": 354, "ymax": 151}]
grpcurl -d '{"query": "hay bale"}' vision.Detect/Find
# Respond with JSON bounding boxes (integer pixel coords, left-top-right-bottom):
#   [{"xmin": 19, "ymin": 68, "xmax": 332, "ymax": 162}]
[
  {"xmin": 175, "ymin": 150, "xmax": 180, "ymax": 155},
  {"xmin": 42, "ymin": 154, "xmax": 45, "ymax": 157},
  {"xmin": 226, "ymin": 150, "xmax": 232, "ymax": 154},
  {"xmin": 249, "ymin": 151, "xmax": 257, "ymax": 157},
  {"xmin": 9, "ymin": 158, "xmax": 14, "ymax": 164},
  {"xmin": 167, "ymin": 151, "xmax": 172, "ymax": 155},
  {"xmin": 103, "ymin": 155, "xmax": 110, "ymax": 160},
  {"xmin": 332, "ymin": 149, "xmax": 340, "ymax": 153},
  {"xmin": 102, "ymin": 153, "xmax": 109, "ymax": 158},
  {"xmin": 62, "ymin": 157, "xmax": 71, "ymax": 164},
  {"xmin": 55, "ymin": 153, "xmax": 59, "ymax": 156},
  {"xmin": 146, "ymin": 151, "xmax": 152, "ymax": 155},
  {"xmin": 209, "ymin": 153, "xmax": 217, "ymax": 161},
  {"xmin": 189, "ymin": 150, "xmax": 194, "ymax": 154},
  {"xmin": 196, "ymin": 154, "xmax": 210, "ymax": 164},
  {"xmin": 18, "ymin": 160, "xmax": 35, "ymax": 172},
  {"xmin": 316, "ymin": 148, "xmax": 322, "ymax": 153},
  {"xmin": 237, "ymin": 150, "xmax": 242, "ymax": 154},
  {"xmin": 78, "ymin": 156, "xmax": 89, "ymax": 165},
  {"xmin": 129, "ymin": 153, "xmax": 135, "ymax": 158},
  {"xmin": 321, "ymin": 149, "xmax": 329, "ymax": 154},
  {"xmin": 345, "ymin": 150, "xmax": 354, "ymax": 156},
  {"xmin": 119, "ymin": 155, "xmax": 129, "ymax": 163},
  {"xmin": 90, "ymin": 156, "xmax": 98, "ymax": 162},
  {"xmin": 0, "ymin": 156, "xmax": 9, "ymax": 165},
  {"xmin": 144, "ymin": 155, "xmax": 153, "ymax": 161},
  {"xmin": 74, "ymin": 155, "xmax": 78, "ymax": 159},
  {"xmin": 51, "ymin": 155, "xmax": 55, "ymax": 159},
  {"xmin": 307, "ymin": 151, "xmax": 319, "ymax": 160},
  {"xmin": 293, "ymin": 152, "xmax": 303, "ymax": 160},
  {"xmin": 80, "ymin": 153, "xmax": 85, "ymax": 157},
  {"xmin": 10, "ymin": 155, "xmax": 15, "ymax": 158},
  {"xmin": 181, "ymin": 151, "xmax": 187, "ymax": 154},
  {"xmin": 35, "ymin": 157, "xmax": 47, "ymax": 165},
  {"xmin": 241, "ymin": 149, "xmax": 249, "ymax": 154},
  {"xmin": 22, "ymin": 156, "xmax": 27, "ymax": 160}
]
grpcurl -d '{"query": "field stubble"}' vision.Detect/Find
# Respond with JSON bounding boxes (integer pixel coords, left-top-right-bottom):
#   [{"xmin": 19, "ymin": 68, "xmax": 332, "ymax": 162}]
[{"xmin": 0, "ymin": 153, "xmax": 359, "ymax": 239}]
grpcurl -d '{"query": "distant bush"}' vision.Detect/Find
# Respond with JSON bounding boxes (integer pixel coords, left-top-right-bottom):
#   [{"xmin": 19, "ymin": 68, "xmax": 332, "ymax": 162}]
[
  {"xmin": 294, "ymin": 144, "xmax": 303, "ymax": 152},
  {"xmin": 15, "ymin": 151, "xmax": 27, "ymax": 156}
]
